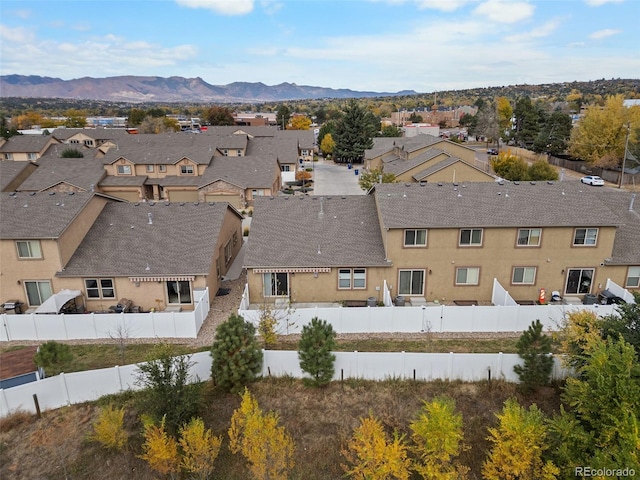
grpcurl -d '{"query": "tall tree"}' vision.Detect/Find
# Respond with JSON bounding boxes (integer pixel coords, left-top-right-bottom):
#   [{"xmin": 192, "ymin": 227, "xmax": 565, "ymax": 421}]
[
  {"xmin": 496, "ymin": 96, "xmax": 513, "ymax": 139},
  {"xmin": 333, "ymin": 100, "xmax": 377, "ymax": 164},
  {"xmin": 320, "ymin": 132, "xmax": 335, "ymax": 155},
  {"xmin": 318, "ymin": 120, "xmax": 336, "ymax": 147},
  {"xmin": 513, "ymin": 319, "xmax": 554, "ymax": 394},
  {"xmin": 210, "ymin": 314, "xmax": 263, "ymax": 393},
  {"xmin": 532, "ymin": 111, "xmax": 572, "ymax": 155},
  {"xmin": 512, "ymin": 97, "xmax": 542, "ymax": 148},
  {"xmin": 276, "ymin": 104, "xmax": 291, "ymax": 130},
  {"xmin": 474, "ymin": 102, "xmax": 500, "ymax": 147},
  {"xmin": 568, "ymin": 94, "xmax": 640, "ymax": 167},
  {"xmin": 290, "ymin": 115, "xmax": 312, "ymax": 130},
  {"xmin": 205, "ymin": 106, "xmax": 235, "ymax": 126},
  {"xmin": 298, "ymin": 317, "xmax": 337, "ymax": 387}
]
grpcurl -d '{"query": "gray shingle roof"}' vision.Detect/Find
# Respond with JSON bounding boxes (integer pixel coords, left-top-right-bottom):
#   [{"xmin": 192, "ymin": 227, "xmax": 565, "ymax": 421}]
[
  {"xmin": 199, "ymin": 156, "xmax": 278, "ymax": 189},
  {"xmin": 99, "ymin": 175, "xmax": 147, "ymax": 187},
  {"xmin": 244, "ymin": 196, "xmax": 389, "ymax": 268},
  {"xmin": 0, "ymin": 191, "xmax": 102, "ymax": 239},
  {"xmin": 598, "ymin": 191, "xmax": 640, "ymax": 264},
  {"xmin": 411, "ymin": 157, "xmax": 492, "ymax": 181},
  {"xmin": 374, "ymin": 182, "xmax": 623, "ymax": 229},
  {"xmin": 58, "ymin": 202, "xmax": 238, "ymax": 277},
  {"xmin": 0, "ymin": 160, "xmax": 36, "ymax": 191},
  {"xmin": 383, "ymin": 148, "xmax": 446, "ymax": 176},
  {"xmin": 16, "ymin": 153, "xmax": 106, "ymax": 192},
  {"xmin": 0, "ymin": 135, "xmax": 57, "ymax": 153}
]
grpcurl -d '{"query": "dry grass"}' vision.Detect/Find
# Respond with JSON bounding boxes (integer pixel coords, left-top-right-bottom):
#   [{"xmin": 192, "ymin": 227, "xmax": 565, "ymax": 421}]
[{"xmin": 0, "ymin": 377, "xmax": 562, "ymax": 480}]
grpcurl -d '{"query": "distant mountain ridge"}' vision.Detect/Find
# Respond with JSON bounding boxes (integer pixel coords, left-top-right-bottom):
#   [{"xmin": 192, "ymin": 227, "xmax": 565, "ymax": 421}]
[{"xmin": 0, "ymin": 75, "xmax": 417, "ymax": 103}]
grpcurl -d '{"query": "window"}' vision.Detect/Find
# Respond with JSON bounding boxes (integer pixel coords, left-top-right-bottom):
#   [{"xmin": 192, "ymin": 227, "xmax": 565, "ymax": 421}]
[
  {"xmin": 224, "ymin": 239, "xmax": 233, "ymax": 264},
  {"xmin": 83, "ymin": 139, "xmax": 94, "ymax": 147},
  {"xmin": 517, "ymin": 228, "xmax": 541, "ymax": 246},
  {"xmin": 626, "ymin": 266, "xmax": 640, "ymax": 288},
  {"xmin": 281, "ymin": 165, "xmax": 291, "ymax": 172},
  {"xmin": 459, "ymin": 228, "xmax": 483, "ymax": 246},
  {"xmin": 338, "ymin": 269, "xmax": 367, "ymax": 289},
  {"xmin": 70, "ymin": 139, "xmax": 79, "ymax": 144},
  {"xmin": 565, "ymin": 268, "xmax": 594, "ymax": 295},
  {"xmin": 404, "ymin": 229, "xmax": 427, "ymax": 247},
  {"xmin": 166, "ymin": 280, "xmax": 192, "ymax": 304},
  {"xmin": 252, "ymin": 189, "xmax": 265, "ymax": 197},
  {"xmin": 456, "ymin": 267, "xmax": 480, "ymax": 285},
  {"xmin": 398, "ymin": 270, "xmax": 425, "ymax": 295},
  {"xmin": 180, "ymin": 164, "xmax": 194, "ymax": 175},
  {"xmin": 222, "ymin": 149, "xmax": 228, "ymax": 156},
  {"xmin": 24, "ymin": 280, "xmax": 52, "ymax": 306},
  {"xmin": 512, "ymin": 267, "xmax": 536, "ymax": 285},
  {"xmin": 27, "ymin": 153, "xmax": 37, "ymax": 161},
  {"xmin": 4, "ymin": 153, "xmax": 13, "ymax": 160},
  {"xmin": 301, "ymin": 149, "xmax": 309, "ymax": 156},
  {"xmin": 85, "ymin": 278, "xmax": 115, "ymax": 299},
  {"xmin": 159, "ymin": 165, "xmax": 167, "ymax": 172},
  {"xmin": 263, "ymin": 272, "xmax": 289, "ymax": 296},
  {"xmin": 16, "ymin": 240, "xmax": 42, "ymax": 259},
  {"xmin": 573, "ymin": 228, "xmax": 598, "ymax": 246},
  {"xmin": 146, "ymin": 165, "xmax": 154, "ymax": 173},
  {"xmin": 237, "ymin": 149, "xmax": 243, "ymax": 156},
  {"xmin": 117, "ymin": 165, "xmax": 131, "ymax": 175}
]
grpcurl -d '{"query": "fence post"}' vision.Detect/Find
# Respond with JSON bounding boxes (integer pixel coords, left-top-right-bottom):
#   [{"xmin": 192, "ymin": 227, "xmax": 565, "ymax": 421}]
[
  {"xmin": 354, "ymin": 351, "xmax": 358, "ymax": 378},
  {"xmin": 114, "ymin": 365, "xmax": 123, "ymax": 391},
  {"xmin": 2, "ymin": 313, "xmax": 12, "ymax": 341},
  {"xmin": 448, "ymin": 352, "xmax": 454, "ymax": 380},
  {"xmin": 0, "ymin": 388, "xmax": 10, "ymax": 416},
  {"xmin": 498, "ymin": 352, "xmax": 504, "ymax": 379},
  {"xmin": 59, "ymin": 372, "xmax": 71, "ymax": 406},
  {"xmin": 401, "ymin": 351, "xmax": 406, "ymax": 379}
]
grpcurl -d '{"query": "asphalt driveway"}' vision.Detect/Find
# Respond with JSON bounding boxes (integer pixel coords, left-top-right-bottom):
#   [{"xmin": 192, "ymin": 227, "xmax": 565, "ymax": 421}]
[{"xmin": 311, "ymin": 159, "xmax": 365, "ymax": 196}]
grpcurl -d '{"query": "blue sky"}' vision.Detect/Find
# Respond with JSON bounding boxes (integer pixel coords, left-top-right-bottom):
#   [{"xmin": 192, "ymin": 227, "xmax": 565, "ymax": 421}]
[{"xmin": 1, "ymin": 0, "xmax": 638, "ymax": 93}]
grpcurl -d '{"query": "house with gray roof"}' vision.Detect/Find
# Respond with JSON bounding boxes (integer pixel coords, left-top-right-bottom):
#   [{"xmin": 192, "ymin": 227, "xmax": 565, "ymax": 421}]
[
  {"xmin": 16, "ymin": 152, "xmax": 106, "ymax": 193},
  {"xmin": 243, "ymin": 181, "xmax": 639, "ymax": 305},
  {"xmin": 0, "ymin": 160, "xmax": 38, "ymax": 192},
  {"xmin": 0, "ymin": 135, "xmax": 60, "ymax": 161}
]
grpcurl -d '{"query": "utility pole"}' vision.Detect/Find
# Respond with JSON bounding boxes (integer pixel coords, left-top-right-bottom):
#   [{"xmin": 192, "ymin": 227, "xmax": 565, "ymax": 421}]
[{"xmin": 619, "ymin": 122, "xmax": 631, "ymax": 189}]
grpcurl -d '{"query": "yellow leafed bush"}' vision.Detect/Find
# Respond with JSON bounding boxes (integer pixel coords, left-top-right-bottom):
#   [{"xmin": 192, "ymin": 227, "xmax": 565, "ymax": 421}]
[{"xmin": 89, "ymin": 404, "xmax": 127, "ymax": 451}]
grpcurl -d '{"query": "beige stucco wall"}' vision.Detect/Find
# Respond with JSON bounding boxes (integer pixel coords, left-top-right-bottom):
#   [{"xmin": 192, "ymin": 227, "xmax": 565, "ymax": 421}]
[
  {"xmin": 166, "ymin": 189, "xmax": 199, "ymax": 202},
  {"xmin": 2, "ymin": 163, "xmax": 38, "ymax": 192},
  {"xmin": 98, "ymin": 187, "xmax": 141, "ymax": 202},
  {"xmin": 58, "ymin": 196, "xmax": 109, "ymax": 267}
]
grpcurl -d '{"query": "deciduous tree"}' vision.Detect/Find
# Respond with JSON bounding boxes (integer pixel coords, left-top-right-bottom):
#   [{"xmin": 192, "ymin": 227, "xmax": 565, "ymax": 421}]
[
  {"xmin": 342, "ymin": 412, "xmax": 411, "ymax": 480},
  {"xmin": 358, "ymin": 168, "xmax": 397, "ymax": 191},
  {"xmin": 179, "ymin": 417, "xmax": 222, "ymax": 480},
  {"xmin": 210, "ymin": 314, "xmax": 263, "ymax": 393},
  {"xmin": 89, "ymin": 404, "xmax": 127, "ymax": 451},
  {"xmin": 409, "ymin": 397, "xmax": 469, "ymax": 479},
  {"xmin": 290, "ymin": 115, "xmax": 312, "ymax": 130},
  {"xmin": 320, "ymin": 132, "xmax": 335, "ymax": 154},
  {"xmin": 139, "ymin": 416, "xmax": 180, "ymax": 478},
  {"xmin": 496, "ymin": 96, "xmax": 513, "ymax": 138},
  {"xmin": 205, "ymin": 106, "xmax": 235, "ymax": 126},
  {"xmin": 276, "ymin": 104, "xmax": 291, "ymax": 130},
  {"xmin": 229, "ymin": 388, "xmax": 295, "ymax": 480},
  {"xmin": 298, "ymin": 317, "xmax": 337, "ymax": 387},
  {"xmin": 482, "ymin": 399, "xmax": 558, "ymax": 480},
  {"xmin": 63, "ymin": 109, "xmax": 87, "ymax": 128}
]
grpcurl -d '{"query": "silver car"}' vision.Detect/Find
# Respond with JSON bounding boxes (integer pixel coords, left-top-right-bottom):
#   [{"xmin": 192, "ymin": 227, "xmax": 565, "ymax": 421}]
[{"xmin": 580, "ymin": 175, "xmax": 605, "ymax": 186}]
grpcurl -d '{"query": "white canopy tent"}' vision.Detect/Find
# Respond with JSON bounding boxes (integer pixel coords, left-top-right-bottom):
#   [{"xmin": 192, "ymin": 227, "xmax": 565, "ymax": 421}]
[{"xmin": 34, "ymin": 289, "xmax": 83, "ymax": 314}]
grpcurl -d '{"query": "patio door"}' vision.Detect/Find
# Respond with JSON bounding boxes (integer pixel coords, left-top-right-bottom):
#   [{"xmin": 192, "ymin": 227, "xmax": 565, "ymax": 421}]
[
  {"xmin": 398, "ymin": 270, "xmax": 425, "ymax": 296},
  {"xmin": 565, "ymin": 268, "xmax": 594, "ymax": 295}
]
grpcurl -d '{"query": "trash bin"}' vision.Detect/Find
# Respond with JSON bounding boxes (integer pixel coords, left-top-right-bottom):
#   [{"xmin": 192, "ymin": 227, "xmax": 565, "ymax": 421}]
[
  {"xmin": 347, "ymin": 163, "xmax": 352, "ymax": 169},
  {"xmin": 395, "ymin": 296, "xmax": 405, "ymax": 307},
  {"xmin": 367, "ymin": 297, "xmax": 377, "ymax": 307},
  {"xmin": 583, "ymin": 294, "xmax": 598, "ymax": 305},
  {"xmin": 354, "ymin": 169, "xmax": 359, "ymax": 175}
]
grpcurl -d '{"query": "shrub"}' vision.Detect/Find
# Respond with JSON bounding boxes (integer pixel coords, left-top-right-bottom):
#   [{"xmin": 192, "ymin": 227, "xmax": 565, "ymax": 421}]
[
  {"xmin": 243, "ymin": 226, "xmax": 250, "ymax": 236},
  {"xmin": 298, "ymin": 317, "xmax": 336, "ymax": 387},
  {"xmin": 139, "ymin": 416, "xmax": 180, "ymax": 476},
  {"xmin": 89, "ymin": 404, "xmax": 127, "ymax": 451},
  {"xmin": 34, "ymin": 341, "xmax": 73, "ymax": 373},
  {"xmin": 60, "ymin": 148, "xmax": 84, "ymax": 158},
  {"xmin": 179, "ymin": 417, "xmax": 222, "ymax": 479},
  {"xmin": 211, "ymin": 314, "xmax": 263, "ymax": 393}
]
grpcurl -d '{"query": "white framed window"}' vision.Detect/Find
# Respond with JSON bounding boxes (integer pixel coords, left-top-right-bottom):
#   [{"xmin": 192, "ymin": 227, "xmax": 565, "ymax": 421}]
[
  {"xmin": 166, "ymin": 280, "xmax": 192, "ymax": 304},
  {"xmin": 456, "ymin": 267, "xmax": 480, "ymax": 285},
  {"xmin": 83, "ymin": 139, "xmax": 94, "ymax": 147},
  {"xmin": 117, "ymin": 164, "xmax": 132, "ymax": 175},
  {"xmin": 159, "ymin": 165, "xmax": 167, "ymax": 172},
  {"xmin": 69, "ymin": 139, "xmax": 79, "ymax": 144},
  {"xmin": 24, "ymin": 280, "xmax": 52, "ymax": 306},
  {"xmin": 512, "ymin": 267, "xmax": 536, "ymax": 285},
  {"xmin": 237, "ymin": 149, "xmax": 243, "ymax": 156},
  {"xmin": 565, "ymin": 268, "xmax": 595, "ymax": 295},
  {"xmin": 252, "ymin": 189, "xmax": 265, "ymax": 197},
  {"xmin": 338, "ymin": 268, "xmax": 367, "ymax": 290},
  {"xmin": 281, "ymin": 165, "xmax": 291, "ymax": 172},
  {"xmin": 4, "ymin": 153, "xmax": 13, "ymax": 160},
  {"xmin": 146, "ymin": 165, "xmax": 154, "ymax": 173},
  {"xmin": 16, "ymin": 240, "xmax": 42, "ymax": 259},
  {"xmin": 626, "ymin": 266, "xmax": 640, "ymax": 288},
  {"xmin": 301, "ymin": 149, "xmax": 309, "ymax": 156},
  {"xmin": 180, "ymin": 164, "xmax": 194, "ymax": 174},
  {"xmin": 222, "ymin": 149, "xmax": 228, "ymax": 156},
  {"xmin": 459, "ymin": 228, "xmax": 483, "ymax": 246},
  {"xmin": 85, "ymin": 278, "xmax": 115, "ymax": 299},
  {"xmin": 224, "ymin": 239, "xmax": 233, "ymax": 264},
  {"xmin": 517, "ymin": 228, "xmax": 541, "ymax": 246},
  {"xmin": 398, "ymin": 270, "xmax": 425, "ymax": 296},
  {"xmin": 573, "ymin": 228, "xmax": 598, "ymax": 246},
  {"xmin": 263, "ymin": 272, "xmax": 289, "ymax": 297},
  {"xmin": 404, "ymin": 229, "xmax": 427, "ymax": 247},
  {"xmin": 27, "ymin": 152, "xmax": 37, "ymax": 160}
]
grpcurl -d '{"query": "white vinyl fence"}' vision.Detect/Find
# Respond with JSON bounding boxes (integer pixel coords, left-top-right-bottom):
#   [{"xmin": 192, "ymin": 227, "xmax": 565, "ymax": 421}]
[
  {"xmin": 0, "ymin": 349, "xmax": 568, "ymax": 418},
  {"xmin": 0, "ymin": 288, "xmax": 209, "ymax": 342},
  {"xmin": 239, "ymin": 302, "xmax": 618, "ymax": 335}
]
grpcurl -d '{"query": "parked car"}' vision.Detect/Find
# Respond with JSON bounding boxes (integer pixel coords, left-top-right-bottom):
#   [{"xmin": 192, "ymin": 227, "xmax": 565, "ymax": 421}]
[
  {"xmin": 487, "ymin": 148, "xmax": 498, "ymax": 155},
  {"xmin": 580, "ymin": 175, "xmax": 605, "ymax": 186}
]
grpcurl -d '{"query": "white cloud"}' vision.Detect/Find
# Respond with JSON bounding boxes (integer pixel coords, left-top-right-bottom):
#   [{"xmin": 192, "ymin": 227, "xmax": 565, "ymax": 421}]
[
  {"xmin": 504, "ymin": 18, "xmax": 562, "ymax": 42},
  {"xmin": 590, "ymin": 28, "xmax": 621, "ymax": 39},
  {"xmin": 414, "ymin": 0, "xmax": 470, "ymax": 11},
  {"xmin": 584, "ymin": 0, "xmax": 623, "ymax": 5},
  {"xmin": 175, "ymin": 0, "xmax": 254, "ymax": 15},
  {"xmin": 474, "ymin": 0, "xmax": 534, "ymax": 24},
  {"xmin": 0, "ymin": 24, "xmax": 36, "ymax": 44}
]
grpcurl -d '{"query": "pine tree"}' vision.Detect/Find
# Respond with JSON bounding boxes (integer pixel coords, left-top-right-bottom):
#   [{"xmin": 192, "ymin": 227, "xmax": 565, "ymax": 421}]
[
  {"xmin": 211, "ymin": 314, "xmax": 263, "ymax": 393},
  {"xmin": 298, "ymin": 317, "xmax": 337, "ymax": 387},
  {"xmin": 409, "ymin": 397, "xmax": 469, "ymax": 479},
  {"xmin": 513, "ymin": 319, "xmax": 554, "ymax": 394},
  {"xmin": 333, "ymin": 100, "xmax": 377, "ymax": 164}
]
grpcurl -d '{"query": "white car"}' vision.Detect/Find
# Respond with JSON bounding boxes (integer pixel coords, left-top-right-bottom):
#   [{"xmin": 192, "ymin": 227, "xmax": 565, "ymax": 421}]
[{"xmin": 581, "ymin": 175, "xmax": 605, "ymax": 186}]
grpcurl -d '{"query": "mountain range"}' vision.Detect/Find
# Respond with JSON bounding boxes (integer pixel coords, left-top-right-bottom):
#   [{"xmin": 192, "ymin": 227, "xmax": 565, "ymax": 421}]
[{"xmin": 0, "ymin": 75, "xmax": 417, "ymax": 103}]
